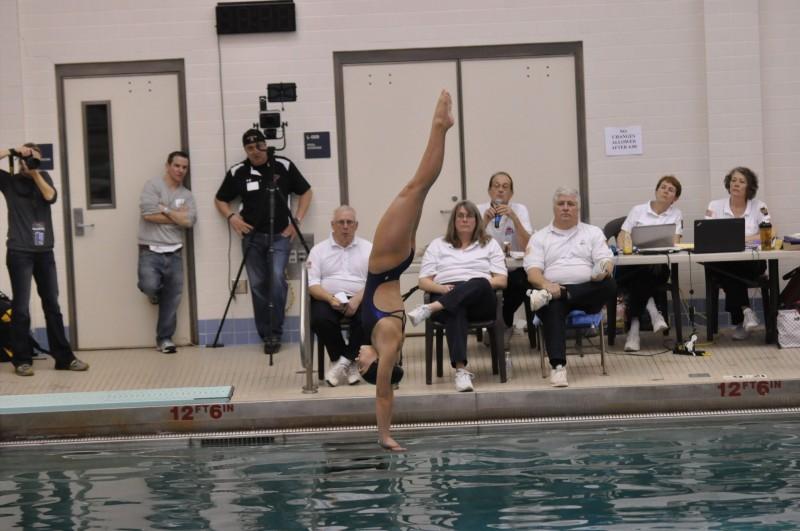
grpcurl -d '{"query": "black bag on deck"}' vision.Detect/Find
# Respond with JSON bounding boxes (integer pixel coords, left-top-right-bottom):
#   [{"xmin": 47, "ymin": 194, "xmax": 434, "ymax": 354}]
[
  {"xmin": 781, "ymin": 266, "xmax": 800, "ymax": 310},
  {"xmin": 0, "ymin": 290, "xmax": 48, "ymax": 362}
]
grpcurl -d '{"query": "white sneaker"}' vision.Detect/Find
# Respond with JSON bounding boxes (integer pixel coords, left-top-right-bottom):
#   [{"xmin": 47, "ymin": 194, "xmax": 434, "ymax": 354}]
[
  {"xmin": 624, "ymin": 332, "xmax": 641, "ymax": 352},
  {"xmin": 732, "ymin": 325, "xmax": 748, "ymax": 341},
  {"xmin": 504, "ymin": 327, "xmax": 514, "ymax": 350},
  {"xmin": 157, "ymin": 339, "xmax": 177, "ymax": 354},
  {"xmin": 454, "ymin": 368, "xmax": 474, "ymax": 392},
  {"xmin": 408, "ymin": 304, "xmax": 432, "ymax": 326},
  {"xmin": 346, "ymin": 361, "xmax": 361, "ymax": 385},
  {"xmin": 325, "ymin": 357, "xmax": 350, "ymax": 387},
  {"xmin": 591, "ymin": 258, "xmax": 613, "ymax": 281},
  {"xmin": 743, "ymin": 307, "xmax": 760, "ymax": 331},
  {"xmin": 550, "ymin": 364, "xmax": 568, "ymax": 387},
  {"xmin": 651, "ymin": 312, "xmax": 669, "ymax": 334},
  {"xmin": 528, "ymin": 289, "xmax": 552, "ymax": 311}
]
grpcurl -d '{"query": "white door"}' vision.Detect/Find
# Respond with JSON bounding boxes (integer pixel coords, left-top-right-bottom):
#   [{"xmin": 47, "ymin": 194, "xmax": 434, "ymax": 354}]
[
  {"xmin": 63, "ymin": 74, "xmax": 191, "ymax": 349},
  {"xmin": 461, "ymin": 56, "xmax": 580, "ymax": 230},
  {"xmin": 342, "ymin": 61, "xmax": 462, "ymax": 253}
]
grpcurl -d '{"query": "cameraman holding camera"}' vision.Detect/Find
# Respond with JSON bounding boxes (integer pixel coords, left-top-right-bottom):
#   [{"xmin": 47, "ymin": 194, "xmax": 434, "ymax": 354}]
[{"xmin": 0, "ymin": 144, "xmax": 89, "ymax": 376}]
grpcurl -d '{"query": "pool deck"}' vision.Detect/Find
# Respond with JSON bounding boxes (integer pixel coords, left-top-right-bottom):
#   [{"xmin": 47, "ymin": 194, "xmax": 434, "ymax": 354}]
[{"xmin": 2, "ymin": 327, "xmax": 800, "ymax": 443}]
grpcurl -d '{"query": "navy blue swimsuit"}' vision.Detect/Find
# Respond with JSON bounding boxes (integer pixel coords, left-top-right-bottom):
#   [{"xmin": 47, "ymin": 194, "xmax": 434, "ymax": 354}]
[{"xmin": 361, "ymin": 249, "xmax": 415, "ymax": 343}]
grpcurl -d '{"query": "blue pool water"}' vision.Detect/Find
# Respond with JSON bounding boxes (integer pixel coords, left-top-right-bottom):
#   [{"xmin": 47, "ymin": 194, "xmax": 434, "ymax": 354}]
[{"xmin": 2, "ymin": 414, "xmax": 800, "ymax": 530}]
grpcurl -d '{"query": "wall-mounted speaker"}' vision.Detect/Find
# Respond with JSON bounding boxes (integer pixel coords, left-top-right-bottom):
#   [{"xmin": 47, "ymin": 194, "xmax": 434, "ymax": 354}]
[{"xmin": 216, "ymin": 1, "xmax": 296, "ymax": 35}]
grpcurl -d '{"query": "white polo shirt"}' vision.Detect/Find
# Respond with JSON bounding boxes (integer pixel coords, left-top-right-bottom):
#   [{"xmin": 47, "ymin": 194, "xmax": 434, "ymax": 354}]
[
  {"xmin": 419, "ymin": 237, "xmax": 507, "ymax": 284},
  {"xmin": 706, "ymin": 197, "xmax": 769, "ymax": 237},
  {"xmin": 307, "ymin": 235, "xmax": 372, "ymax": 296},
  {"xmin": 523, "ymin": 222, "xmax": 612, "ymax": 285},
  {"xmin": 621, "ymin": 201, "xmax": 683, "ymax": 235},
  {"xmin": 477, "ymin": 201, "xmax": 533, "ymax": 253}
]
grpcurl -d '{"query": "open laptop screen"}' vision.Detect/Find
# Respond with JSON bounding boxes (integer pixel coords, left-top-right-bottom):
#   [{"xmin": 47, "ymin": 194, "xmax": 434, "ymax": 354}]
[
  {"xmin": 694, "ymin": 218, "xmax": 745, "ymax": 253},
  {"xmin": 631, "ymin": 224, "xmax": 676, "ymax": 249}
]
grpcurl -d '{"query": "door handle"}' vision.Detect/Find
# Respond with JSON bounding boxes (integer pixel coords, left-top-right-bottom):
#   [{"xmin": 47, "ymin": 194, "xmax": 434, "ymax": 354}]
[
  {"xmin": 440, "ymin": 209, "xmax": 452, "ymax": 214},
  {"xmin": 73, "ymin": 208, "xmax": 94, "ymax": 236}
]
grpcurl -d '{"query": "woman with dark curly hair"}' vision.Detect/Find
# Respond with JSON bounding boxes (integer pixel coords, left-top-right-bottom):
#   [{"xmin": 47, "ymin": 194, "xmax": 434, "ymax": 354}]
[{"xmin": 705, "ymin": 166, "xmax": 770, "ymax": 340}]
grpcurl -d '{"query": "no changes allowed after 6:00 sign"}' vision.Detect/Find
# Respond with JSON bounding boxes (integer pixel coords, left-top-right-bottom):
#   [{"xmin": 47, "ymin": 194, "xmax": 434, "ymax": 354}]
[{"xmin": 604, "ymin": 126, "xmax": 642, "ymax": 156}]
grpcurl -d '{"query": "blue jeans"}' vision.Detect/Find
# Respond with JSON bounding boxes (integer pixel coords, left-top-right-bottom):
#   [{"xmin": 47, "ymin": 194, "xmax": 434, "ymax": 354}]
[
  {"xmin": 6, "ymin": 249, "xmax": 75, "ymax": 367},
  {"xmin": 137, "ymin": 248, "xmax": 183, "ymax": 342},
  {"xmin": 243, "ymin": 232, "xmax": 290, "ymax": 340}
]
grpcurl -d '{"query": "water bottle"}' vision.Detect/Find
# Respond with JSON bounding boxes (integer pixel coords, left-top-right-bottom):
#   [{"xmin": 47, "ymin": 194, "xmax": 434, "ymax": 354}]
[
  {"xmin": 760, "ymin": 219, "xmax": 773, "ymax": 251},
  {"xmin": 622, "ymin": 232, "xmax": 633, "ymax": 255}
]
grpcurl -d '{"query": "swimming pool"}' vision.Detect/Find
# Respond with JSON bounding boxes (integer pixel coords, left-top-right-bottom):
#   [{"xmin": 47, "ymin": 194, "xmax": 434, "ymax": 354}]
[{"xmin": 2, "ymin": 412, "xmax": 800, "ymax": 529}]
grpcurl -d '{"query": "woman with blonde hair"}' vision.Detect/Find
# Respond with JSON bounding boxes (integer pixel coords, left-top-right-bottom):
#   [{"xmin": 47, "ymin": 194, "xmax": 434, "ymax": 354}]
[{"xmin": 408, "ymin": 200, "xmax": 507, "ymax": 392}]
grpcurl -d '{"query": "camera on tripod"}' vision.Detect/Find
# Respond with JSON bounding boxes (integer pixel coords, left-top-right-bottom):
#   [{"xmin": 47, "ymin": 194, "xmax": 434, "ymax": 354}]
[
  {"xmin": 257, "ymin": 82, "xmax": 296, "ymax": 144},
  {"xmin": 9, "ymin": 148, "xmax": 40, "ymax": 170}
]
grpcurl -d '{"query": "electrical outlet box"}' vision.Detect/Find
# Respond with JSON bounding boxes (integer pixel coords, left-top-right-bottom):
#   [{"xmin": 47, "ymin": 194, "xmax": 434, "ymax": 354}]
[{"xmin": 231, "ymin": 279, "xmax": 249, "ymax": 295}]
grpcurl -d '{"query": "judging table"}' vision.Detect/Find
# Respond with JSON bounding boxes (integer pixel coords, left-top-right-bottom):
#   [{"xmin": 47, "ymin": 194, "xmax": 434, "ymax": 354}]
[{"xmin": 613, "ymin": 249, "xmax": 800, "ymax": 345}]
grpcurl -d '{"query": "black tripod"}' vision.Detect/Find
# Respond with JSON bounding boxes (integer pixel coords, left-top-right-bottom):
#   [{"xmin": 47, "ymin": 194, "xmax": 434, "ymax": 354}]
[{"xmin": 208, "ymin": 148, "xmax": 310, "ymax": 366}]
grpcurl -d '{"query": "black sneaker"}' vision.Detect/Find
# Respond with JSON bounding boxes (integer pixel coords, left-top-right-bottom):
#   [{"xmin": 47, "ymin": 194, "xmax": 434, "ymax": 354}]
[{"xmin": 263, "ymin": 337, "xmax": 281, "ymax": 354}]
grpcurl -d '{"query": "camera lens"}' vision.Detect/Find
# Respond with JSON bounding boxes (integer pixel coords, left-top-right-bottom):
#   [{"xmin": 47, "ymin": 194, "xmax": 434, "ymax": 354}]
[{"xmin": 23, "ymin": 155, "xmax": 40, "ymax": 169}]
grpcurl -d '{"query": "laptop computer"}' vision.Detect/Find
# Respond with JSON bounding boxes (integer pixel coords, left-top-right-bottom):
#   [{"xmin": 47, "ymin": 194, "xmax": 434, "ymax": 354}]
[
  {"xmin": 631, "ymin": 224, "xmax": 680, "ymax": 253},
  {"xmin": 693, "ymin": 218, "xmax": 745, "ymax": 253}
]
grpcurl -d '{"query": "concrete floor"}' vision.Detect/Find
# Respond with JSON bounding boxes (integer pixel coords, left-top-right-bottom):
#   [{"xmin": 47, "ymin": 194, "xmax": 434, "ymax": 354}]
[{"xmin": 1, "ymin": 326, "xmax": 799, "ymax": 442}]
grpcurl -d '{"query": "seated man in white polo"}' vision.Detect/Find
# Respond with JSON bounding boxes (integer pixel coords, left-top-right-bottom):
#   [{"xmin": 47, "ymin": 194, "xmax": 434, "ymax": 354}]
[
  {"xmin": 525, "ymin": 187, "xmax": 615, "ymax": 387},
  {"xmin": 307, "ymin": 205, "xmax": 372, "ymax": 386}
]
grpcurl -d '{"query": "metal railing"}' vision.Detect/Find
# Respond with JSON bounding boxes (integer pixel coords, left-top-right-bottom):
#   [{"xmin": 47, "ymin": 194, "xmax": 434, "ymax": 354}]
[{"xmin": 299, "ymin": 266, "xmax": 317, "ymax": 393}]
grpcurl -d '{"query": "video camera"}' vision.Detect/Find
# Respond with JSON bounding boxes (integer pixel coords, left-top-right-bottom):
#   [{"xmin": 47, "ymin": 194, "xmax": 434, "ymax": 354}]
[
  {"xmin": 8, "ymin": 148, "xmax": 40, "ymax": 170},
  {"xmin": 256, "ymin": 82, "xmax": 296, "ymax": 147}
]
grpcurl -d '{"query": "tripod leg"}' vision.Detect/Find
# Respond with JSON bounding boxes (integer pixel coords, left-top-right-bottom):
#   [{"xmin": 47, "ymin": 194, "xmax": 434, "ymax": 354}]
[{"xmin": 208, "ymin": 233, "xmax": 255, "ymax": 347}]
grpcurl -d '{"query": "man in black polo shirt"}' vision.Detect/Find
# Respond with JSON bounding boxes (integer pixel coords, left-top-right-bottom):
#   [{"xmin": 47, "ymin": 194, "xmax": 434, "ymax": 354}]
[{"xmin": 214, "ymin": 129, "xmax": 312, "ymax": 354}]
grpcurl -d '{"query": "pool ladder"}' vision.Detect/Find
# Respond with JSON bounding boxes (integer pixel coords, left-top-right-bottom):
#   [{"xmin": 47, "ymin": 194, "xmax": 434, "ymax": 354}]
[{"xmin": 299, "ymin": 266, "xmax": 318, "ymax": 394}]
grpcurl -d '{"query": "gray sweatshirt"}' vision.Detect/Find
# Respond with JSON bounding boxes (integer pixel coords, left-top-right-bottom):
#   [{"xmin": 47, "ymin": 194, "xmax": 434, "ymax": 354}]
[{"xmin": 137, "ymin": 175, "xmax": 196, "ymax": 247}]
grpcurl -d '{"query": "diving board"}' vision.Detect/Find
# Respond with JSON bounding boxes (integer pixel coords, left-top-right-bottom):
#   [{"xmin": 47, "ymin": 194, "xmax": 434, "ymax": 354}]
[{"xmin": 0, "ymin": 386, "xmax": 234, "ymax": 415}]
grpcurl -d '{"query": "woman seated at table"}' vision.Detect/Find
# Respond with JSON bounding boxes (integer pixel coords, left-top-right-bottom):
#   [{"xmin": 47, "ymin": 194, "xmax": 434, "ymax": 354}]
[
  {"xmin": 617, "ymin": 175, "xmax": 683, "ymax": 352},
  {"xmin": 408, "ymin": 200, "xmax": 507, "ymax": 392},
  {"xmin": 477, "ymin": 171, "xmax": 533, "ymax": 350},
  {"xmin": 705, "ymin": 166, "xmax": 769, "ymax": 340}
]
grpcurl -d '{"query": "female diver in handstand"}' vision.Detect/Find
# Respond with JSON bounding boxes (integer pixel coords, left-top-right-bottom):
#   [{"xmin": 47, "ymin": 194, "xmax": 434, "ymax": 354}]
[{"xmin": 357, "ymin": 90, "xmax": 454, "ymax": 452}]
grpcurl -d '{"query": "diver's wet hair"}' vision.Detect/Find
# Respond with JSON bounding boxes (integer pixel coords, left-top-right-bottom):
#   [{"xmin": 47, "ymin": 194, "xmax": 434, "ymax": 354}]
[{"xmin": 361, "ymin": 361, "xmax": 404, "ymax": 385}]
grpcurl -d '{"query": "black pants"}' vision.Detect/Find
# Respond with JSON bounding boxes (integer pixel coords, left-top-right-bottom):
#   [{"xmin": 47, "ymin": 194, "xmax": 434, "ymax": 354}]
[
  {"xmin": 310, "ymin": 299, "xmax": 365, "ymax": 362},
  {"xmin": 6, "ymin": 249, "xmax": 75, "ymax": 368},
  {"xmin": 502, "ymin": 267, "xmax": 532, "ymax": 327},
  {"xmin": 431, "ymin": 277, "xmax": 496, "ymax": 368},
  {"xmin": 709, "ymin": 260, "xmax": 767, "ymax": 325},
  {"xmin": 538, "ymin": 277, "xmax": 616, "ymax": 368},
  {"xmin": 616, "ymin": 264, "xmax": 669, "ymax": 318}
]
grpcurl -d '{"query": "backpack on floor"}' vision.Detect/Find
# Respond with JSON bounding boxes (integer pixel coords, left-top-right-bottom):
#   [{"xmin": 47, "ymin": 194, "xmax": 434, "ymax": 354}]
[
  {"xmin": 0, "ymin": 290, "xmax": 49, "ymax": 362},
  {"xmin": 781, "ymin": 266, "xmax": 800, "ymax": 310}
]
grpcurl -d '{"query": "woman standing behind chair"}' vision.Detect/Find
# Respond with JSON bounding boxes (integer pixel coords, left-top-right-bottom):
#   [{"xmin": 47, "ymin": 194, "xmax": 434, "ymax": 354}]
[
  {"xmin": 705, "ymin": 167, "xmax": 769, "ymax": 340},
  {"xmin": 408, "ymin": 200, "xmax": 507, "ymax": 392},
  {"xmin": 617, "ymin": 175, "xmax": 683, "ymax": 352},
  {"xmin": 477, "ymin": 171, "xmax": 533, "ymax": 349}
]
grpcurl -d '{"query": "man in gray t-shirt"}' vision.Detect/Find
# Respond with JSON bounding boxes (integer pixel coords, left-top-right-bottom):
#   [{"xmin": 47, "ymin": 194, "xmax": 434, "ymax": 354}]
[{"xmin": 137, "ymin": 151, "xmax": 196, "ymax": 353}]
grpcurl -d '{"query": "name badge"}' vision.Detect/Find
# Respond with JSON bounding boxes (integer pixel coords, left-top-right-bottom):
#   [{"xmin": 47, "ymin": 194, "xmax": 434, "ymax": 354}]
[
  {"xmin": 246, "ymin": 180, "xmax": 260, "ymax": 192},
  {"xmin": 32, "ymin": 222, "xmax": 45, "ymax": 246}
]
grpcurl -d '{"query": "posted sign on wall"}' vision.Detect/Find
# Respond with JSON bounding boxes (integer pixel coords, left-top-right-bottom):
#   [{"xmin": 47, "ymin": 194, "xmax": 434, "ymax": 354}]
[{"xmin": 604, "ymin": 126, "xmax": 642, "ymax": 156}]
